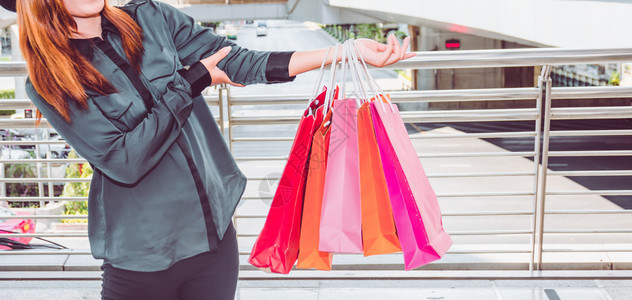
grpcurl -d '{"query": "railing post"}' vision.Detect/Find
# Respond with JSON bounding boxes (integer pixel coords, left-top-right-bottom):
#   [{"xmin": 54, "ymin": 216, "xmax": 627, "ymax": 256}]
[
  {"xmin": 529, "ymin": 66, "xmax": 546, "ymax": 272},
  {"xmin": 218, "ymin": 86, "xmax": 225, "ymax": 135},
  {"xmin": 535, "ymin": 66, "xmax": 553, "ymax": 271},
  {"xmin": 225, "ymin": 85, "xmax": 234, "ymax": 153},
  {"xmin": 223, "ymin": 85, "xmax": 238, "ymax": 234}
]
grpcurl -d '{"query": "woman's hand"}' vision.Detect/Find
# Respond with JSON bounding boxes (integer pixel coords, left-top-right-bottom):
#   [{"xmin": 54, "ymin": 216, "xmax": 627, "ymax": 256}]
[
  {"xmin": 354, "ymin": 35, "xmax": 415, "ymax": 68},
  {"xmin": 287, "ymin": 35, "xmax": 415, "ymax": 77},
  {"xmin": 200, "ymin": 46, "xmax": 245, "ymax": 87}
]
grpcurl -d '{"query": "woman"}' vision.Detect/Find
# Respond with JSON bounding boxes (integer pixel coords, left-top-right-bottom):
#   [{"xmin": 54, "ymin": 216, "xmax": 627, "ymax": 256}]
[{"xmin": 2, "ymin": 0, "xmax": 414, "ymax": 299}]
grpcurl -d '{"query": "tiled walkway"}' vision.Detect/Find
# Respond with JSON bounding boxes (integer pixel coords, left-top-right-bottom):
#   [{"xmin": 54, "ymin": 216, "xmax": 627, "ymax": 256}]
[{"xmin": 1, "ymin": 279, "xmax": 630, "ymax": 299}]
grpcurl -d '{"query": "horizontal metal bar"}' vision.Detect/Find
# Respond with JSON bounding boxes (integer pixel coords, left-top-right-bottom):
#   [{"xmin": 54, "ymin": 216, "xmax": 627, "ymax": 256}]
[
  {"xmin": 234, "ymin": 151, "xmax": 535, "ymax": 161},
  {"xmin": 544, "ymin": 229, "xmax": 632, "ymax": 234},
  {"xmin": 545, "ymin": 210, "xmax": 632, "ymax": 215},
  {"xmin": 0, "ymin": 158, "xmax": 87, "ymax": 163},
  {"xmin": 0, "ymin": 61, "xmax": 29, "ymax": 76},
  {"xmin": 546, "ymin": 190, "xmax": 632, "ymax": 196},
  {"xmin": 387, "ymin": 48, "xmax": 632, "ymax": 69},
  {"xmin": 551, "ymin": 86, "xmax": 632, "ymax": 99},
  {"xmin": 0, "ymin": 119, "xmax": 50, "ymax": 128},
  {"xmin": 202, "ymin": 96, "xmax": 220, "ymax": 106},
  {"xmin": 240, "ymin": 191, "xmax": 534, "ymax": 200},
  {"xmin": 548, "ymin": 150, "xmax": 632, "ymax": 157},
  {"xmin": 0, "ymin": 250, "xmax": 91, "ymax": 255},
  {"xmin": 0, "ymin": 197, "xmax": 87, "ymax": 201},
  {"xmin": 543, "ymin": 249, "xmax": 632, "ymax": 253},
  {"xmin": 228, "ymin": 88, "xmax": 539, "ymax": 105},
  {"xmin": 232, "ymin": 137, "xmax": 294, "ymax": 142},
  {"xmin": 0, "ymin": 233, "xmax": 87, "ymax": 238},
  {"xmin": 0, "ymin": 178, "xmax": 91, "ymax": 183},
  {"xmin": 425, "ymin": 171, "xmax": 535, "ymax": 178},
  {"xmin": 0, "ymin": 97, "xmax": 218, "ymax": 110},
  {"xmin": 410, "ymin": 131, "xmax": 537, "ymax": 139},
  {"xmin": 231, "ymin": 132, "xmax": 538, "ymax": 142},
  {"xmin": 0, "ymin": 140, "xmax": 68, "ymax": 145},
  {"xmin": 0, "ymin": 99, "xmax": 36, "ymax": 110},
  {"xmin": 234, "ymin": 211, "xmax": 533, "ymax": 219},
  {"xmin": 549, "ymin": 130, "xmax": 632, "ymax": 137},
  {"xmin": 550, "ymin": 106, "xmax": 632, "ymax": 120},
  {"xmin": 230, "ymin": 108, "xmax": 539, "ymax": 125},
  {"xmin": 548, "ymin": 170, "xmax": 632, "ymax": 176},
  {"xmin": 386, "ymin": 88, "xmax": 539, "ymax": 103},
  {"xmin": 0, "ymin": 215, "xmax": 87, "ymax": 219},
  {"xmin": 244, "ymin": 171, "xmax": 534, "ymax": 181},
  {"xmin": 237, "ymin": 230, "xmax": 533, "ymax": 238},
  {"xmin": 420, "ymin": 152, "xmax": 535, "ymax": 158}
]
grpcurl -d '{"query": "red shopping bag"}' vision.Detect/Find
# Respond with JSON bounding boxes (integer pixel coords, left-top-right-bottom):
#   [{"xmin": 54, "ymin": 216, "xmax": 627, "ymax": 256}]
[
  {"xmin": 370, "ymin": 96, "xmax": 452, "ymax": 270},
  {"xmin": 297, "ymin": 86, "xmax": 338, "ymax": 270},
  {"xmin": 248, "ymin": 92, "xmax": 325, "ymax": 274}
]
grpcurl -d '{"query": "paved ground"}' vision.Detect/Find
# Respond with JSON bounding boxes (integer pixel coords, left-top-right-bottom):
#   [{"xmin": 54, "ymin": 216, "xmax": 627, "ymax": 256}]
[{"xmin": 0, "ymin": 279, "xmax": 631, "ymax": 299}]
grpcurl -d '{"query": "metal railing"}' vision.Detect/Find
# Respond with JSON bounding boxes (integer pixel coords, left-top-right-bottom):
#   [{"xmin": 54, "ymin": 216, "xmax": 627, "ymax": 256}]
[{"xmin": 1, "ymin": 47, "xmax": 631, "ymax": 277}]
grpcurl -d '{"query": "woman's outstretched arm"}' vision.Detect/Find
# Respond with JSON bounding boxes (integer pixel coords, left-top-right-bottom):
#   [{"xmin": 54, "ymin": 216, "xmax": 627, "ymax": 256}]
[{"xmin": 287, "ymin": 35, "xmax": 416, "ymax": 77}]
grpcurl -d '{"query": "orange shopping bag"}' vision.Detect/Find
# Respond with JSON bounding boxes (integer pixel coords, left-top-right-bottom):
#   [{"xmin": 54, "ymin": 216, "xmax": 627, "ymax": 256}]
[
  {"xmin": 357, "ymin": 100, "xmax": 401, "ymax": 256},
  {"xmin": 297, "ymin": 107, "xmax": 334, "ymax": 270}
]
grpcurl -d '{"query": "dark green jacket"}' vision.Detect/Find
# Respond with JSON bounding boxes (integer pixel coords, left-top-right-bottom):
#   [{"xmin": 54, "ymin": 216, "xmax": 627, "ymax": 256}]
[{"xmin": 25, "ymin": 0, "xmax": 295, "ymax": 271}]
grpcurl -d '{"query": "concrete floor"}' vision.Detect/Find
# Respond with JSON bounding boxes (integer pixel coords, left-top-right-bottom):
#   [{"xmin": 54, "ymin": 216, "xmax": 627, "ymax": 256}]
[{"xmin": 0, "ymin": 279, "xmax": 631, "ymax": 300}]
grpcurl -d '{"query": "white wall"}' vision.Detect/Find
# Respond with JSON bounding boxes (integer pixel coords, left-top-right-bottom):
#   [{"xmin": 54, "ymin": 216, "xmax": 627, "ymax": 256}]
[{"xmin": 328, "ymin": 0, "xmax": 632, "ymax": 48}]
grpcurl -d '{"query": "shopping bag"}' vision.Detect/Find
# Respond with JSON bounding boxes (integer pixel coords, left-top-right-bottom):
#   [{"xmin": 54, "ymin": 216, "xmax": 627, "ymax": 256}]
[
  {"xmin": 297, "ymin": 107, "xmax": 334, "ymax": 270},
  {"xmin": 319, "ymin": 96, "xmax": 363, "ymax": 253},
  {"xmin": 357, "ymin": 101, "xmax": 401, "ymax": 256},
  {"xmin": 248, "ymin": 94, "xmax": 324, "ymax": 274},
  {"xmin": 370, "ymin": 97, "xmax": 452, "ymax": 270}
]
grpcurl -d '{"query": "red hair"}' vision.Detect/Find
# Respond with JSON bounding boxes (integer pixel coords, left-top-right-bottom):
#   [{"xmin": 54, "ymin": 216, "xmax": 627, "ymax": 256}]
[{"xmin": 17, "ymin": 0, "xmax": 144, "ymax": 124}]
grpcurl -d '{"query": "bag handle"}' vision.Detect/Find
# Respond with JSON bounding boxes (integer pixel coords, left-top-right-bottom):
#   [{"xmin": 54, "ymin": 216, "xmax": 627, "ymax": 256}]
[
  {"xmin": 350, "ymin": 40, "xmax": 394, "ymax": 112},
  {"xmin": 346, "ymin": 39, "xmax": 373, "ymax": 103},
  {"xmin": 323, "ymin": 44, "xmax": 340, "ymax": 116},
  {"xmin": 343, "ymin": 40, "xmax": 369, "ymax": 105},
  {"xmin": 308, "ymin": 46, "xmax": 332, "ymax": 105}
]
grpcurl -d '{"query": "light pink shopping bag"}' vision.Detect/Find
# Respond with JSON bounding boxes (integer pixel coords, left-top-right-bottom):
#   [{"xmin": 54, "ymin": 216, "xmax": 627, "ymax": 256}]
[
  {"xmin": 370, "ymin": 97, "xmax": 452, "ymax": 270},
  {"xmin": 319, "ymin": 98, "xmax": 363, "ymax": 253}
]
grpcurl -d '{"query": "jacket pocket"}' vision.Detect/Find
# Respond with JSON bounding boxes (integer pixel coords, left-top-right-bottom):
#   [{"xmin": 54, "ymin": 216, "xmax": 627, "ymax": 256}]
[
  {"xmin": 92, "ymin": 93, "xmax": 143, "ymax": 132},
  {"xmin": 92, "ymin": 93, "xmax": 133, "ymax": 120}
]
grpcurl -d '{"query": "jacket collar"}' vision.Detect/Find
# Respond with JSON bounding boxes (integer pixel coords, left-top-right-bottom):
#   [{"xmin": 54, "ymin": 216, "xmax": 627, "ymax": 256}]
[{"xmin": 69, "ymin": 13, "xmax": 121, "ymax": 61}]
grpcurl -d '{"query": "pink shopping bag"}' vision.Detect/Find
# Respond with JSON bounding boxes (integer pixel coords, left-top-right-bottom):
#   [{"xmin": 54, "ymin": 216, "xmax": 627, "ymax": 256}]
[
  {"xmin": 319, "ymin": 98, "xmax": 363, "ymax": 253},
  {"xmin": 370, "ymin": 97, "xmax": 452, "ymax": 270}
]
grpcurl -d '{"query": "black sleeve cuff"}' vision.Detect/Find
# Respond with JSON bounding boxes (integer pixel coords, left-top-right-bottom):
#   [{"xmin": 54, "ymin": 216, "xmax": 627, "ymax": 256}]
[
  {"xmin": 265, "ymin": 51, "xmax": 296, "ymax": 84},
  {"xmin": 177, "ymin": 61, "xmax": 211, "ymax": 97}
]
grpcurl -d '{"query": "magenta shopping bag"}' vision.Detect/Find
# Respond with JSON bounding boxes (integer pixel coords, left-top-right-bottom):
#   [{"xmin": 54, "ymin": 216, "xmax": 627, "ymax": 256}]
[
  {"xmin": 319, "ymin": 98, "xmax": 363, "ymax": 253},
  {"xmin": 370, "ymin": 97, "xmax": 452, "ymax": 270}
]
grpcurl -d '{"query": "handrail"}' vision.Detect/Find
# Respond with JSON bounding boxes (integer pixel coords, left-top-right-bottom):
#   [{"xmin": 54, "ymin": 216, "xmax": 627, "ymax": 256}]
[{"xmin": 386, "ymin": 47, "xmax": 632, "ymax": 69}]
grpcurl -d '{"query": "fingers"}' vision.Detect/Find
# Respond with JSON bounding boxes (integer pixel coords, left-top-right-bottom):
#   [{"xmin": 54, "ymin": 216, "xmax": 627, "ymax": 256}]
[
  {"xmin": 227, "ymin": 80, "xmax": 245, "ymax": 87},
  {"xmin": 391, "ymin": 34, "xmax": 401, "ymax": 61},
  {"xmin": 400, "ymin": 36, "xmax": 410, "ymax": 60},
  {"xmin": 404, "ymin": 52, "xmax": 416, "ymax": 59},
  {"xmin": 205, "ymin": 46, "xmax": 232, "ymax": 68},
  {"xmin": 210, "ymin": 67, "xmax": 244, "ymax": 87},
  {"xmin": 375, "ymin": 41, "xmax": 388, "ymax": 52},
  {"xmin": 376, "ymin": 36, "xmax": 393, "ymax": 67}
]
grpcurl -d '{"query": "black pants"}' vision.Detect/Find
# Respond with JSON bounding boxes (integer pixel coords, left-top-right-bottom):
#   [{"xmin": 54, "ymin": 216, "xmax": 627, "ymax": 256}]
[{"xmin": 100, "ymin": 222, "xmax": 239, "ymax": 300}]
